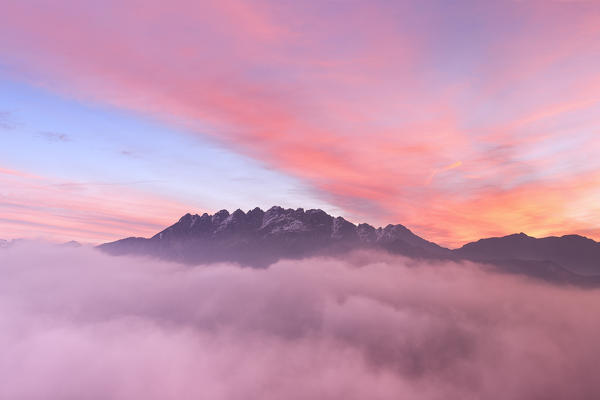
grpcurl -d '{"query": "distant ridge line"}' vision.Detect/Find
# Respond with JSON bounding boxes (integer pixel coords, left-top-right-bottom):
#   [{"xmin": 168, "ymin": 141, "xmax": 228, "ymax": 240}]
[{"xmin": 97, "ymin": 206, "xmax": 600, "ymax": 284}]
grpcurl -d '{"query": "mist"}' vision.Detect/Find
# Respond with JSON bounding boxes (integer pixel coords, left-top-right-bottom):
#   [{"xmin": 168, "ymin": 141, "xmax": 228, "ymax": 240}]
[{"xmin": 1, "ymin": 242, "xmax": 599, "ymax": 399}]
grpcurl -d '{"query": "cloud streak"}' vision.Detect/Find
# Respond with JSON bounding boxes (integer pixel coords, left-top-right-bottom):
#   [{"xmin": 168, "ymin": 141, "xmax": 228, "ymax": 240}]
[
  {"xmin": 1, "ymin": 243, "xmax": 599, "ymax": 399},
  {"xmin": 0, "ymin": 111, "xmax": 15, "ymax": 130},
  {"xmin": 0, "ymin": 1, "xmax": 599, "ymax": 245},
  {"xmin": 38, "ymin": 131, "xmax": 71, "ymax": 143},
  {"xmin": 0, "ymin": 166, "xmax": 193, "ymax": 243}
]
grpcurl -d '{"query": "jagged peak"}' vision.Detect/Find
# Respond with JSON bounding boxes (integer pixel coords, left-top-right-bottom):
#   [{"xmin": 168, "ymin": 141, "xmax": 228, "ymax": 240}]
[
  {"xmin": 305, "ymin": 208, "xmax": 329, "ymax": 216},
  {"xmin": 357, "ymin": 222, "xmax": 375, "ymax": 230},
  {"xmin": 211, "ymin": 209, "xmax": 230, "ymax": 224},
  {"xmin": 332, "ymin": 217, "xmax": 357, "ymax": 239},
  {"xmin": 333, "ymin": 216, "xmax": 355, "ymax": 227},
  {"xmin": 382, "ymin": 223, "xmax": 410, "ymax": 232},
  {"xmin": 163, "ymin": 207, "xmax": 431, "ymax": 244},
  {"xmin": 178, "ymin": 213, "xmax": 193, "ymax": 222},
  {"xmin": 231, "ymin": 208, "xmax": 246, "ymax": 217},
  {"xmin": 220, "ymin": 209, "xmax": 246, "ymax": 225}
]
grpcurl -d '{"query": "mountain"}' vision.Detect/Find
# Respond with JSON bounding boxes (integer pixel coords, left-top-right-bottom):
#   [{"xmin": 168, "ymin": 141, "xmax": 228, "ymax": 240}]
[
  {"xmin": 59, "ymin": 240, "xmax": 82, "ymax": 248},
  {"xmin": 99, "ymin": 206, "xmax": 450, "ymax": 267},
  {"xmin": 455, "ymin": 232, "xmax": 600, "ymax": 276},
  {"xmin": 98, "ymin": 206, "xmax": 600, "ymax": 284},
  {"xmin": 0, "ymin": 239, "xmax": 82, "ymax": 249}
]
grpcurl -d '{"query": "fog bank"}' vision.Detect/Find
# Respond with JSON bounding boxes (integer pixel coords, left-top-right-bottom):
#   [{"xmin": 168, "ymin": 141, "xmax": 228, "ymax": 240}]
[{"xmin": 1, "ymin": 243, "xmax": 599, "ymax": 399}]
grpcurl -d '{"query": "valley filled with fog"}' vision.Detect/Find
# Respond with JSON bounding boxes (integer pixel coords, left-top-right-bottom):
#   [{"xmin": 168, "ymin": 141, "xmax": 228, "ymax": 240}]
[{"xmin": 2, "ymin": 242, "xmax": 599, "ymax": 400}]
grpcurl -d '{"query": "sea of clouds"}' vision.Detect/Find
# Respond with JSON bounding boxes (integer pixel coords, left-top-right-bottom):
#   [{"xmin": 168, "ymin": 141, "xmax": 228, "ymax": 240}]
[{"xmin": 1, "ymin": 242, "xmax": 599, "ymax": 399}]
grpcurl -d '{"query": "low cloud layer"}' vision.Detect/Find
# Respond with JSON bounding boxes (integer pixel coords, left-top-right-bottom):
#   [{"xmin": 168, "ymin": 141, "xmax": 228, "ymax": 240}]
[{"xmin": 1, "ymin": 243, "xmax": 599, "ymax": 399}]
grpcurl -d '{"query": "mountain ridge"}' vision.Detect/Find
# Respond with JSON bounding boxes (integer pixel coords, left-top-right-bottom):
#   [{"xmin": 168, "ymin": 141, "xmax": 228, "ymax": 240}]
[
  {"xmin": 100, "ymin": 206, "xmax": 450, "ymax": 266},
  {"xmin": 98, "ymin": 206, "xmax": 600, "ymax": 284}
]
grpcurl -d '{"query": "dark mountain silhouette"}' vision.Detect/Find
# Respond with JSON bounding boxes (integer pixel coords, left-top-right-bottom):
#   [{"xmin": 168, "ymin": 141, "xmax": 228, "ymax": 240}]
[
  {"xmin": 99, "ymin": 206, "xmax": 449, "ymax": 266},
  {"xmin": 455, "ymin": 232, "xmax": 600, "ymax": 276},
  {"xmin": 98, "ymin": 206, "xmax": 600, "ymax": 284}
]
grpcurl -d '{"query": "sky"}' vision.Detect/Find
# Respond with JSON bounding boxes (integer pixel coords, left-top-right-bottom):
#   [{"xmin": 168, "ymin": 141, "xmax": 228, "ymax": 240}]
[{"xmin": 1, "ymin": 0, "xmax": 600, "ymax": 247}]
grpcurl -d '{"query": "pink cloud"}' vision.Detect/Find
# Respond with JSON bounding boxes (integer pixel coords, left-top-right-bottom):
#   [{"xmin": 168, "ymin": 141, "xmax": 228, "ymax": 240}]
[
  {"xmin": 0, "ymin": 165, "xmax": 195, "ymax": 243},
  {"xmin": 1, "ymin": 1, "xmax": 599, "ymax": 245}
]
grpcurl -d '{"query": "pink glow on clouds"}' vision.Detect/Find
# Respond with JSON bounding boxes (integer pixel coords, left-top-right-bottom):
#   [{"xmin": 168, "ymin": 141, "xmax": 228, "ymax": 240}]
[
  {"xmin": 0, "ymin": 166, "xmax": 193, "ymax": 243},
  {"xmin": 1, "ymin": 244, "xmax": 600, "ymax": 399},
  {"xmin": 1, "ymin": 1, "xmax": 600, "ymax": 245}
]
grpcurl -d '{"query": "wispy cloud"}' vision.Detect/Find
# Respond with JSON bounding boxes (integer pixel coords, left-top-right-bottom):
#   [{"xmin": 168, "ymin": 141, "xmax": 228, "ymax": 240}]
[
  {"xmin": 0, "ymin": 111, "xmax": 15, "ymax": 130},
  {"xmin": 38, "ymin": 131, "xmax": 71, "ymax": 142}
]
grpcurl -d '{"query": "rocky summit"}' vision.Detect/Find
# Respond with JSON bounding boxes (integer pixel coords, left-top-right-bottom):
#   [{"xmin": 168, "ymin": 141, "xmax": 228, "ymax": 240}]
[{"xmin": 99, "ymin": 206, "xmax": 449, "ymax": 267}]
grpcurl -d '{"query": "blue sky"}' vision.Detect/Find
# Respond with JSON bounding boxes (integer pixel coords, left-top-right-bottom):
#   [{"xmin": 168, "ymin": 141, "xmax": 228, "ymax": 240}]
[{"xmin": 0, "ymin": 78, "xmax": 337, "ymax": 219}]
